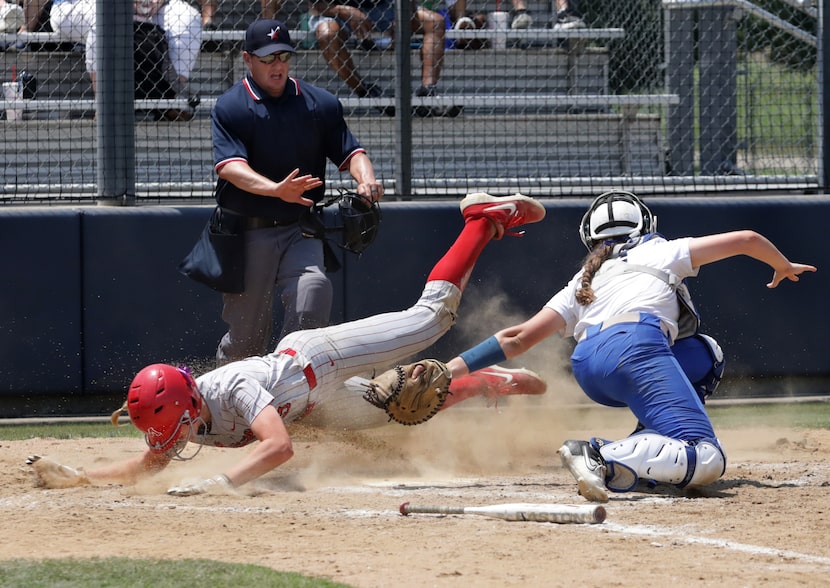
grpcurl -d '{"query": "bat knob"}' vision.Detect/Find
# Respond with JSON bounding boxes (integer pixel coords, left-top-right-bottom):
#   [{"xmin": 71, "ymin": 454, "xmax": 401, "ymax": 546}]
[{"xmin": 399, "ymin": 502, "xmax": 410, "ymax": 516}]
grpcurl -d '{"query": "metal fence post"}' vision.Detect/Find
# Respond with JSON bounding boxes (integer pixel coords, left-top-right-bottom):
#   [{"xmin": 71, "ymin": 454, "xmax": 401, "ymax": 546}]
[
  {"xmin": 665, "ymin": 5, "xmax": 695, "ymax": 176},
  {"xmin": 96, "ymin": 0, "xmax": 136, "ymax": 205},
  {"xmin": 394, "ymin": 0, "xmax": 412, "ymax": 199},
  {"xmin": 821, "ymin": 0, "xmax": 829, "ymax": 191},
  {"xmin": 698, "ymin": 6, "xmax": 739, "ymax": 175}
]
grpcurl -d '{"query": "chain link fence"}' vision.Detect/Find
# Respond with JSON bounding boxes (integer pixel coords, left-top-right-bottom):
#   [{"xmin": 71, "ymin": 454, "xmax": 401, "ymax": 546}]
[{"xmin": 0, "ymin": 0, "xmax": 822, "ymax": 203}]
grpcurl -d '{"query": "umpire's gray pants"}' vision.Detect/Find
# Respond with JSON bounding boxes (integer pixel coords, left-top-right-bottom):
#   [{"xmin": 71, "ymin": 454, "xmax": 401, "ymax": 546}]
[{"xmin": 216, "ymin": 224, "xmax": 332, "ymax": 365}]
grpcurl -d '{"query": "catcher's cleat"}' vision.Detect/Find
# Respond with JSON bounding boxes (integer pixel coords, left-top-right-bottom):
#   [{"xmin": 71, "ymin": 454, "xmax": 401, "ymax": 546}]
[
  {"xmin": 442, "ymin": 365, "xmax": 547, "ymax": 410},
  {"xmin": 558, "ymin": 440, "xmax": 609, "ymax": 503},
  {"xmin": 460, "ymin": 193, "xmax": 546, "ymax": 239}
]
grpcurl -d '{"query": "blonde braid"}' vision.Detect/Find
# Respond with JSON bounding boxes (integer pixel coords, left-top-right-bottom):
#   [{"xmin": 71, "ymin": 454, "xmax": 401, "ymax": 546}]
[{"xmin": 575, "ymin": 243, "xmax": 615, "ymax": 306}]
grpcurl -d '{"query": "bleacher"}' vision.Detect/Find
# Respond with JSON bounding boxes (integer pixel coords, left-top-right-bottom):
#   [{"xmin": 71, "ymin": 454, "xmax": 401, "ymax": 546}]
[{"xmin": 0, "ymin": 1, "xmax": 678, "ymax": 197}]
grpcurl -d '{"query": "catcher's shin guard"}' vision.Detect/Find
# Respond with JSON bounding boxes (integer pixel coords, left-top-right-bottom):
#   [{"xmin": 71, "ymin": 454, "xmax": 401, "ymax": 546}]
[{"xmin": 595, "ymin": 432, "xmax": 726, "ymax": 491}]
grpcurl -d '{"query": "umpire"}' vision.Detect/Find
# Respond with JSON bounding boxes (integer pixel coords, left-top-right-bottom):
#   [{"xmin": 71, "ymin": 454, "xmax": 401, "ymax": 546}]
[{"xmin": 211, "ymin": 18, "xmax": 384, "ymax": 365}]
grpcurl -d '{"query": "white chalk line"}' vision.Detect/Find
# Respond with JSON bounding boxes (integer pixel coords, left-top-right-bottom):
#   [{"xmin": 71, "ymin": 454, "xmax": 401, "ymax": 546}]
[
  {"xmin": 7, "ymin": 481, "xmax": 830, "ymax": 569},
  {"xmin": 602, "ymin": 521, "xmax": 830, "ymax": 567}
]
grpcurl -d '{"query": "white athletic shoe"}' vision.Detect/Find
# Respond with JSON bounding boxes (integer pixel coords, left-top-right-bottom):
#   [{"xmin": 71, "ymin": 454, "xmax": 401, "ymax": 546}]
[
  {"xmin": 510, "ymin": 11, "xmax": 533, "ymax": 29},
  {"xmin": 558, "ymin": 439, "xmax": 609, "ymax": 502},
  {"xmin": 553, "ymin": 12, "xmax": 585, "ymax": 30}
]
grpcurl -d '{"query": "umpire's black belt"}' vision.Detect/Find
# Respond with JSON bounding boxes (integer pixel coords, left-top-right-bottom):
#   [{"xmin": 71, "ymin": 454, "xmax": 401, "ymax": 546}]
[{"xmin": 245, "ymin": 216, "xmax": 296, "ymax": 230}]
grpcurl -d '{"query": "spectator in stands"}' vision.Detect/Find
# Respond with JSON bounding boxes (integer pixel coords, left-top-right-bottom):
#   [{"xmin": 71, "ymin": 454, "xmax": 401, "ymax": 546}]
[
  {"xmin": 19, "ymin": 1, "xmax": 201, "ymax": 113},
  {"xmin": 552, "ymin": 0, "xmax": 583, "ymax": 29},
  {"xmin": 442, "ymin": 0, "xmax": 531, "ymax": 30},
  {"xmin": 306, "ymin": 0, "xmax": 448, "ymax": 113},
  {"xmin": 133, "ymin": 0, "xmax": 202, "ymax": 115},
  {"xmin": 199, "ymin": 0, "xmax": 216, "ymax": 29},
  {"xmin": 209, "ymin": 19, "xmax": 384, "ymax": 365},
  {"xmin": 420, "ymin": 0, "xmax": 484, "ymax": 50},
  {"xmin": 451, "ymin": 0, "xmax": 583, "ymax": 30},
  {"xmin": 0, "ymin": 0, "xmax": 24, "ymax": 34},
  {"xmin": 200, "ymin": 0, "xmax": 280, "ymax": 29},
  {"xmin": 261, "ymin": 0, "xmax": 280, "ymax": 18},
  {"xmin": 306, "ymin": 0, "xmax": 380, "ymax": 100}
]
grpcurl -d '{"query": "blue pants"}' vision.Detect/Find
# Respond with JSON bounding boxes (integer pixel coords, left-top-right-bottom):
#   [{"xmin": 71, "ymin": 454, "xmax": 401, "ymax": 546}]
[{"xmin": 570, "ymin": 313, "xmax": 716, "ymax": 441}]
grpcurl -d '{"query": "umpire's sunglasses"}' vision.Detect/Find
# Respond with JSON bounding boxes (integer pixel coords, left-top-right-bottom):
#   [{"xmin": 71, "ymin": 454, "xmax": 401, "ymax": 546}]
[{"xmin": 257, "ymin": 52, "xmax": 292, "ymax": 65}]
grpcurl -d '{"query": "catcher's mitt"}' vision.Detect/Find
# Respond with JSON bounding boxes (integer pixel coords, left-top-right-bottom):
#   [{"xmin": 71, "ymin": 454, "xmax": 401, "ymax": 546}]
[
  {"xmin": 26, "ymin": 455, "xmax": 91, "ymax": 489},
  {"xmin": 362, "ymin": 359, "xmax": 452, "ymax": 426}
]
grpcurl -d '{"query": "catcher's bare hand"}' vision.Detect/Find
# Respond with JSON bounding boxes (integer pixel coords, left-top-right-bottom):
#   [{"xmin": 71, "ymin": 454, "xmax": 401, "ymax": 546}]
[
  {"xmin": 26, "ymin": 454, "xmax": 92, "ymax": 489},
  {"xmin": 363, "ymin": 359, "xmax": 452, "ymax": 426}
]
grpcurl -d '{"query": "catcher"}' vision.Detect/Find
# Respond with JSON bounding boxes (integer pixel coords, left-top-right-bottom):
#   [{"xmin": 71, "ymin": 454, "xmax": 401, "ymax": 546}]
[
  {"xmin": 418, "ymin": 190, "xmax": 816, "ymax": 502},
  {"xmin": 28, "ymin": 193, "xmax": 548, "ymax": 496}
]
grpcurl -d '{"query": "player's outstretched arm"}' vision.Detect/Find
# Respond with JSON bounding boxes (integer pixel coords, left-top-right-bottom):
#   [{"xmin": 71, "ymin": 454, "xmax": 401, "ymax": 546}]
[
  {"xmin": 223, "ymin": 404, "xmax": 294, "ymax": 487},
  {"xmin": 167, "ymin": 405, "xmax": 294, "ymax": 496},
  {"xmin": 86, "ymin": 450, "xmax": 172, "ymax": 484},
  {"xmin": 688, "ymin": 230, "xmax": 816, "ymax": 288},
  {"xmin": 447, "ymin": 308, "xmax": 566, "ymax": 378},
  {"xmin": 27, "ymin": 450, "xmax": 171, "ymax": 489}
]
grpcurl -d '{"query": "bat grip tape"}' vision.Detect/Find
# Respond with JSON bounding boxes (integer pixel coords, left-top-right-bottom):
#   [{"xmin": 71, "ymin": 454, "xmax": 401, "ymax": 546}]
[{"xmin": 458, "ymin": 336, "xmax": 507, "ymax": 373}]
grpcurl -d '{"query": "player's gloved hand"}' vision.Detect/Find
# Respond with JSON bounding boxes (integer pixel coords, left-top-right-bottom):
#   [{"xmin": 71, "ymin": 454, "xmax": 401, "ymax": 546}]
[
  {"xmin": 26, "ymin": 454, "xmax": 92, "ymax": 489},
  {"xmin": 167, "ymin": 474, "xmax": 232, "ymax": 497}
]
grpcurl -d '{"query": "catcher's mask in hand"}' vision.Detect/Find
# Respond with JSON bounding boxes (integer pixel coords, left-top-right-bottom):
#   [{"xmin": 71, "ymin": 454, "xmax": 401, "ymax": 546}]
[{"xmin": 325, "ymin": 190, "xmax": 382, "ymax": 255}]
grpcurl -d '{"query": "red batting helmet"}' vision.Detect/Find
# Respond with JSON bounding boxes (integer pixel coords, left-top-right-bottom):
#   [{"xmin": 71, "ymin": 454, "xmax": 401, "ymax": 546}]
[{"xmin": 127, "ymin": 364, "xmax": 202, "ymax": 454}]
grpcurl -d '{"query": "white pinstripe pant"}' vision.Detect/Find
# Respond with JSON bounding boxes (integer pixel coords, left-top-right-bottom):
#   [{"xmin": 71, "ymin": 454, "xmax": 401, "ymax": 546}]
[{"xmin": 272, "ymin": 280, "xmax": 461, "ymax": 408}]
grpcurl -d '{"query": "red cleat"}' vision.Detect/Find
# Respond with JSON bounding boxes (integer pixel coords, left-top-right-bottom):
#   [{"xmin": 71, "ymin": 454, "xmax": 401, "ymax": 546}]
[
  {"xmin": 443, "ymin": 365, "xmax": 547, "ymax": 410},
  {"xmin": 460, "ymin": 192, "xmax": 546, "ymax": 239}
]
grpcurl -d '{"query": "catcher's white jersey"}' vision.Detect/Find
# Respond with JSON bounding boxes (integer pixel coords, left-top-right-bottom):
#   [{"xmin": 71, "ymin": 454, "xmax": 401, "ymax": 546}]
[
  {"xmin": 546, "ymin": 236, "xmax": 699, "ymax": 342},
  {"xmin": 193, "ymin": 280, "xmax": 461, "ymax": 447}
]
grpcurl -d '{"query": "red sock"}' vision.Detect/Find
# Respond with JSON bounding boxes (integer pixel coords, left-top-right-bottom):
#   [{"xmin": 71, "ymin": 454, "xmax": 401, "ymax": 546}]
[{"xmin": 426, "ymin": 218, "xmax": 491, "ymax": 290}]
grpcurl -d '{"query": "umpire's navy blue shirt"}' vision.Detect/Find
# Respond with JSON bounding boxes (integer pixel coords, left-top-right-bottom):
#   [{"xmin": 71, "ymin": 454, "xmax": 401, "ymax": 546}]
[{"xmin": 212, "ymin": 75, "xmax": 365, "ymax": 221}]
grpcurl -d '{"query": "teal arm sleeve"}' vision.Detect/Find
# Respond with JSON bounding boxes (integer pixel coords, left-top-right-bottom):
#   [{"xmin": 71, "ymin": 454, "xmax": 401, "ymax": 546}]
[{"xmin": 458, "ymin": 336, "xmax": 507, "ymax": 373}]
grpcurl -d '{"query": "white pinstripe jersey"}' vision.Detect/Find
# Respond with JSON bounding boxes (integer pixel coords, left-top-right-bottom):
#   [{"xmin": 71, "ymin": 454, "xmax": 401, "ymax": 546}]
[
  {"xmin": 193, "ymin": 354, "xmax": 310, "ymax": 448},
  {"xmin": 189, "ymin": 280, "xmax": 462, "ymax": 448}
]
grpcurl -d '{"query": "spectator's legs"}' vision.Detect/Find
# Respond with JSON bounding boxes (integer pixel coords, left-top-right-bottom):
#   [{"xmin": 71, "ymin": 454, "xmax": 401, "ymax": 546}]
[
  {"xmin": 315, "ymin": 18, "xmax": 368, "ymax": 96},
  {"xmin": 200, "ymin": 0, "xmax": 217, "ymax": 28},
  {"xmin": 261, "ymin": 0, "xmax": 281, "ymax": 19},
  {"xmin": 331, "ymin": 5, "xmax": 375, "ymax": 41},
  {"xmin": 449, "ymin": 0, "xmax": 466, "ymax": 23},
  {"xmin": 50, "ymin": 0, "xmax": 97, "ymax": 92},
  {"xmin": 413, "ymin": 7, "xmax": 444, "ymax": 87},
  {"xmin": 20, "ymin": 0, "xmax": 49, "ymax": 33},
  {"xmin": 157, "ymin": 0, "xmax": 202, "ymax": 84}
]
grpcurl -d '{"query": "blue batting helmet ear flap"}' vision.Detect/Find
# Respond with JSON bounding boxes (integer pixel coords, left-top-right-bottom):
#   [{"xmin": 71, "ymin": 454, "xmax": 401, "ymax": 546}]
[{"xmin": 579, "ymin": 190, "xmax": 656, "ymax": 250}]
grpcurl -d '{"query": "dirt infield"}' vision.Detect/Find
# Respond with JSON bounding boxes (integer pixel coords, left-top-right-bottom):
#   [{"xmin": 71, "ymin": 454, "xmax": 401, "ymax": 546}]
[{"xmin": 2, "ymin": 399, "xmax": 830, "ymax": 587}]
